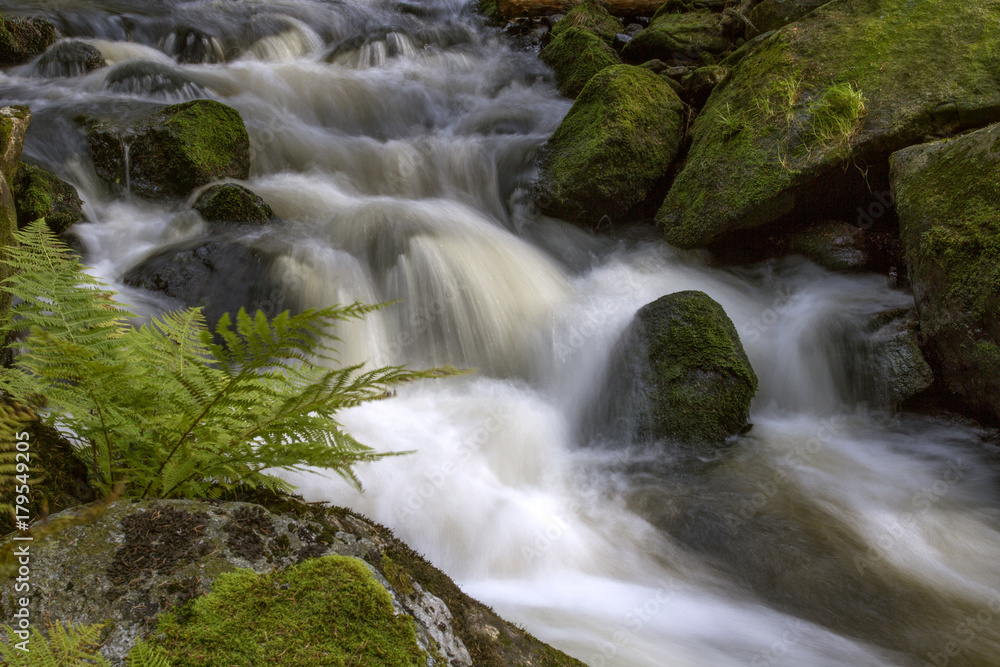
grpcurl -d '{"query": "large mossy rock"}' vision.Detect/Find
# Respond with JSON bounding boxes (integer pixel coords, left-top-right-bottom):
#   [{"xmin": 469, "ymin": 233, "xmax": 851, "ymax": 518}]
[
  {"xmin": 12, "ymin": 162, "xmax": 85, "ymax": 233},
  {"xmin": 890, "ymin": 123, "xmax": 1000, "ymax": 421},
  {"xmin": 85, "ymin": 99, "xmax": 250, "ymax": 201},
  {"xmin": 539, "ymin": 27, "xmax": 621, "ymax": 99},
  {"xmin": 549, "ymin": 0, "xmax": 621, "ymax": 44},
  {"xmin": 0, "ymin": 15, "xmax": 57, "ymax": 66},
  {"xmin": 657, "ymin": 0, "xmax": 1000, "ymax": 249},
  {"xmin": 614, "ymin": 290, "xmax": 758, "ymax": 444},
  {"xmin": 193, "ymin": 183, "xmax": 274, "ymax": 224},
  {"xmin": 747, "ymin": 0, "xmax": 831, "ymax": 35},
  {"xmin": 0, "ymin": 498, "xmax": 585, "ymax": 667},
  {"xmin": 621, "ymin": 8, "xmax": 730, "ymax": 65},
  {"xmin": 535, "ymin": 64, "xmax": 684, "ymax": 226}
]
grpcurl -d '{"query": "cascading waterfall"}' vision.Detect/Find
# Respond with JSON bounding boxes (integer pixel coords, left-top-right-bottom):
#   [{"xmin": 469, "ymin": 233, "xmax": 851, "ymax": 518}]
[{"xmin": 3, "ymin": 0, "xmax": 999, "ymax": 665}]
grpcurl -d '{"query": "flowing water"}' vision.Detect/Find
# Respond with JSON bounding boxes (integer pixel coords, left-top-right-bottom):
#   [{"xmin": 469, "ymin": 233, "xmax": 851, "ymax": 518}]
[{"xmin": 3, "ymin": 0, "xmax": 1000, "ymax": 665}]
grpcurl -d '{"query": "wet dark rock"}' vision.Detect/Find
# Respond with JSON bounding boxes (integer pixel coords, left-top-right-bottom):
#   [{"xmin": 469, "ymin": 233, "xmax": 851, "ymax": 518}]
[
  {"xmin": 161, "ymin": 25, "xmax": 223, "ymax": 64},
  {"xmin": 193, "ymin": 183, "xmax": 274, "ymax": 225},
  {"xmin": 0, "ymin": 15, "xmax": 57, "ymax": 66},
  {"xmin": 859, "ymin": 309, "xmax": 934, "ymax": 405},
  {"xmin": 104, "ymin": 60, "xmax": 205, "ymax": 96},
  {"xmin": 34, "ymin": 39, "xmax": 106, "ymax": 77},
  {"xmin": 122, "ymin": 236, "xmax": 277, "ymax": 327}
]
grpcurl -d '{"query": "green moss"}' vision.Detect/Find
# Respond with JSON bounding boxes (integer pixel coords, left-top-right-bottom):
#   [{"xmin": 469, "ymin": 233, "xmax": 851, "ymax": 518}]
[
  {"xmin": 145, "ymin": 555, "xmax": 428, "ymax": 666},
  {"xmin": 380, "ymin": 554, "xmax": 416, "ymax": 596},
  {"xmin": 658, "ymin": 0, "xmax": 1000, "ymax": 248},
  {"xmin": 193, "ymin": 183, "xmax": 272, "ymax": 224},
  {"xmin": 0, "ymin": 16, "xmax": 57, "ymax": 66},
  {"xmin": 634, "ymin": 290, "xmax": 757, "ymax": 443},
  {"xmin": 12, "ymin": 163, "xmax": 85, "ymax": 233},
  {"xmin": 85, "ymin": 99, "xmax": 250, "ymax": 200},
  {"xmin": 622, "ymin": 9, "xmax": 730, "ymax": 65},
  {"xmin": 550, "ymin": 0, "xmax": 622, "ymax": 44},
  {"xmin": 536, "ymin": 64, "xmax": 684, "ymax": 225},
  {"xmin": 891, "ymin": 124, "xmax": 1000, "ymax": 420},
  {"xmin": 540, "ymin": 27, "xmax": 621, "ymax": 99}
]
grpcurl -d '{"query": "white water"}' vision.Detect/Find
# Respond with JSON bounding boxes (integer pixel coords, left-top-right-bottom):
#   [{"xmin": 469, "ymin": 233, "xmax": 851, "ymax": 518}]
[{"xmin": 4, "ymin": 0, "xmax": 1000, "ymax": 664}]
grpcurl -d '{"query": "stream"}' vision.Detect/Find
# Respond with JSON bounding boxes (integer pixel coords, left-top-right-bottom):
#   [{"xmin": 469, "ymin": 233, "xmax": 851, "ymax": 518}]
[{"xmin": 2, "ymin": 0, "xmax": 1000, "ymax": 664}]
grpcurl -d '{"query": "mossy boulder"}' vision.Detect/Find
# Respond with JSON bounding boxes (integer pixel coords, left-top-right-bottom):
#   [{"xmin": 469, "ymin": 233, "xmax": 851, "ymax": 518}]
[
  {"xmin": 12, "ymin": 162, "xmax": 85, "ymax": 233},
  {"xmin": 0, "ymin": 498, "xmax": 584, "ymax": 666},
  {"xmin": 657, "ymin": 0, "xmax": 1000, "ymax": 249},
  {"xmin": 890, "ymin": 123, "xmax": 1000, "ymax": 421},
  {"xmin": 549, "ymin": 0, "xmax": 621, "ymax": 44},
  {"xmin": 611, "ymin": 290, "xmax": 758, "ymax": 445},
  {"xmin": 535, "ymin": 64, "xmax": 684, "ymax": 226},
  {"xmin": 35, "ymin": 39, "xmax": 106, "ymax": 78},
  {"xmin": 193, "ymin": 183, "xmax": 274, "ymax": 224},
  {"xmin": 85, "ymin": 99, "xmax": 250, "ymax": 201},
  {"xmin": 681, "ymin": 63, "xmax": 728, "ymax": 108},
  {"xmin": 539, "ymin": 27, "xmax": 621, "ymax": 99},
  {"xmin": 747, "ymin": 0, "xmax": 831, "ymax": 36},
  {"xmin": 149, "ymin": 555, "xmax": 430, "ymax": 666},
  {"xmin": 0, "ymin": 15, "xmax": 57, "ymax": 66},
  {"xmin": 621, "ymin": 8, "xmax": 730, "ymax": 65}
]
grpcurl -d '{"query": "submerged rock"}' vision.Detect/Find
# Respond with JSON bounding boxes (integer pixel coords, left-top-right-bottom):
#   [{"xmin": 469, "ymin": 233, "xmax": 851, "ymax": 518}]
[
  {"xmin": 658, "ymin": 0, "xmax": 1000, "ymax": 249},
  {"xmin": 34, "ymin": 39, "xmax": 106, "ymax": 78},
  {"xmin": 859, "ymin": 309, "xmax": 934, "ymax": 405},
  {"xmin": 891, "ymin": 123, "xmax": 1000, "ymax": 422},
  {"xmin": 539, "ymin": 27, "xmax": 621, "ymax": 98},
  {"xmin": 193, "ymin": 183, "xmax": 274, "ymax": 225},
  {"xmin": 12, "ymin": 162, "xmax": 85, "ymax": 233},
  {"xmin": 0, "ymin": 498, "xmax": 584, "ymax": 666},
  {"xmin": 104, "ymin": 60, "xmax": 205, "ymax": 96},
  {"xmin": 123, "ymin": 236, "xmax": 277, "ymax": 328},
  {"xmin": 535, "ymin": 64, "xmax": 683, "ymax": 227},
  {"xmin": 0, "ymin": 15, "xmax": 57, "ymax": 66},
  {"xmin": 604, "ymin": 290, "xmax": 758, "ymax": 446},
  {"xmin": 84, "ymin": 99, "xmax": 250, "ymax": 200}
]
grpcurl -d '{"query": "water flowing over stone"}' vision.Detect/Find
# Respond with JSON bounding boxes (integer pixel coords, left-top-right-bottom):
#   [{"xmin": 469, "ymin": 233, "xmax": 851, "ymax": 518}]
[{"xmin": 4, "ymin": 1, "xmax": 1000, "ymax": 666}]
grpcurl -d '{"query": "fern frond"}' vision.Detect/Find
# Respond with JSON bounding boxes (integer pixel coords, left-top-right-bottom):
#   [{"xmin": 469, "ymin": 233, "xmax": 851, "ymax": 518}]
[
  {"xmin": 0, "ymin": 621, "xmax": 112, "ymax": 666},
  {"xmin": 126, "ymin": 639, "xmax": 173, "ymax": 667}
]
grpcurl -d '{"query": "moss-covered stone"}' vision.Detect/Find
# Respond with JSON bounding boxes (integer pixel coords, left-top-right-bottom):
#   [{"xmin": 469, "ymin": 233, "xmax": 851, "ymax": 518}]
[
  {"xmin": 789, "ymin": 220, "xmax": 871, "ymax": 272},
  {"xmin": 657, "ymin": 0, "xmax": 1000, "ymax": 249},
  {"xmin": 535, "ymin": 64, "xmax": 684, "ymax": 227},
  {"xmin": 747, "ymin": 0, "xmax": 831, "ymax": 36},
  {"xmin": 193, "ymin": 183, "xmax": 273, "ymax": 224},
  {"xmin": 625, "ymin": 290, "xmax": 758, "ymax": 443},
  {"xmin": 148, "ymin": 556, "xmax": 429, "ymax": 666},
  {"xmin": 549, "ymin": 0, "xmax": 621, "ymax": 44},
  {"xmin": 84, "ymin": 99, "xmax": 250, "ymax": 201},
  {"xmin": 12, "ymin": 162, "xmax": 85, "ymax": 233},
  {"xmin": 35, "ymin": 39, "xmax": 106, "ymax": 78},
  {"xmin": 890, "ymin": 123, "xmax": 1000, "ymax": 421},
  {"xmin": 0, "ymin": 497, "xmax": 581, "ymax": 666},
  {"xmin": 539, "ymin": 27, "xmax": 621, "ymax": 99},
  {"xmin": 0, "ymin": 16, "xmax": 57, "ymax": 66},
  {"xmin": 621, "ymin": 8, "xmax": 731, "ymax": 65},
  {"xmin": 682, "ymin": 63, "xmax": 728, "ymax": 108}
]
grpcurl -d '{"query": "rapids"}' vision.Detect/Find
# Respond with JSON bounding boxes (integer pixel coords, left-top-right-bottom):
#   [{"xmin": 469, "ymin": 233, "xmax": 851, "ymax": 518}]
[{"xmin": 2, "ymin": 0, "xmax": 998, "ymax": 664}]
